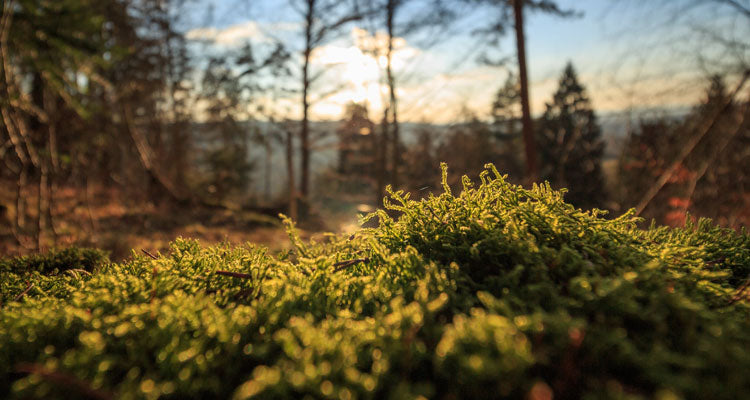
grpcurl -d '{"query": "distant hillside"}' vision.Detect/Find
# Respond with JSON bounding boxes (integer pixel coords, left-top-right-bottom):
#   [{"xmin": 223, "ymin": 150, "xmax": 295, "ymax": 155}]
[{"xmin": 190, "ymin": 107, "xmax": 689, "ymax": 199}]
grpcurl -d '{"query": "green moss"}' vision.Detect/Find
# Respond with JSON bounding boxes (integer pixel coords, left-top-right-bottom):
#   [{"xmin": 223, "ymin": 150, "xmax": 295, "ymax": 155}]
[
  {"xmin": 1, "ymin": 164, "xmax": 748, "ymax": 399},
  {"xmin": 0, "ymin": 247, "xmax": 109, "ymax": 275}
]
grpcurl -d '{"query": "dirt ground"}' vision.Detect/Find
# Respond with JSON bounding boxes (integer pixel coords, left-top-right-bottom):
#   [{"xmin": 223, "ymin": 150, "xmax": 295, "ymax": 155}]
[{"xmin": 0, "ymin": 181, "xmax": 331, "ymax": 261}]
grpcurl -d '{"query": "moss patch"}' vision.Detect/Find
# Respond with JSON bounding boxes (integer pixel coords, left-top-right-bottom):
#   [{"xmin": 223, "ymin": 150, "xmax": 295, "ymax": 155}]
[{"xmin": 1, "ymin": 164, "xmax": 748, "ymax": 399}]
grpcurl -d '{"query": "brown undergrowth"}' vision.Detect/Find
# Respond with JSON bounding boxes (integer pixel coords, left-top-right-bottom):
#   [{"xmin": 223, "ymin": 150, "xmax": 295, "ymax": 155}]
[{"xmin": 0, "ymin": 180, "xmax": 294, "ymax": 260}]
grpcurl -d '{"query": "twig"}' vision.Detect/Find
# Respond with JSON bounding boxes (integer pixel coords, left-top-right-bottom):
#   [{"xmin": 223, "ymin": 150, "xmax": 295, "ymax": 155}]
[
  {"xmin": 215, "ymin": 270, "xmax": 254, "ymax": 280},
  {"xmin": 727, "ymin": 278, "xmax": 750, "ymax": 306},
  {"xmin": 423, "ymin": 203, "xmax": 448, "ymax": 225},
  {"xmin": 333, "ymin": 257, "xmax": 370, "ymax": 272},
  {"xmin": 15, "ymin": 363, "xmax": 113, "ymax": 400},
  {"xmin": 141, "ymin": 249, "xmax": 158, "ymax": 260},
  {"xmin": 13, "ymin": 282, "xmax": 33, "ymax": 302},
  {"xmin": 66, "ymin": 268, "xmax": 92, "ymax": 276}
]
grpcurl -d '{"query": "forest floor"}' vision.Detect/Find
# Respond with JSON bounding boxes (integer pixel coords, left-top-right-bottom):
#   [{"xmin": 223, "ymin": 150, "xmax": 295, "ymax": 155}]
[{"xmin": 0, "ymin": 181, "xmax": 361, "ymax": 261}]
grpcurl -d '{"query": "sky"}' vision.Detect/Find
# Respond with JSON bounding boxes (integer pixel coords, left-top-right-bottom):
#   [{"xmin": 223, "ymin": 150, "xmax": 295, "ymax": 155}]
[{"xmin": 182, "ymin": 0, "xmax": 749, "ymax": 123}]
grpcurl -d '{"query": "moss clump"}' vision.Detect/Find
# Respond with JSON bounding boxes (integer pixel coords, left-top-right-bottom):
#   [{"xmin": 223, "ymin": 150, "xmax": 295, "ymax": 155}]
[
  {"xmin": 0, "ymin": 248, "xmax": 110, "ymax": 305},
  {"xmin": 0, "ymin": 247, "xmax": 109, "ymax": 275},
  {"xmin": 1, "ymin": 164, "xmax": 748, "ymax": 399}
]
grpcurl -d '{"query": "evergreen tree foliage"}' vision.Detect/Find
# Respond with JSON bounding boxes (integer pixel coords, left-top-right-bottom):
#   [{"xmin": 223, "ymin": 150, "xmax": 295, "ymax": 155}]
[
  {"xmin": 1, "ymin": 0, "xmax": 197, "ymax": 203},
  {"xmin": 198, "ymin": 52, "xmax": 254, "ymax": 201},
  {"xmin": 437, "ymin": 112, "xmax": 522, "ymax": 189},
  {"xmin": 4, "ymin": 0, "xmax": 108, "ymax": 115},
  {"xmin": 488, "ymin": 73, "xmax": 525, "ymax": 181},
  {"xmin": 402, "ymin": 127, "xmax": 439, "ymax": 192},
  {"xmin": 491, "ymin": 73, "xmax": 521, "ymax": 134},
  {"xmin": 468, "ymin": 0, "xmax": 578, "ymax": 182},
  {"xmin": 537, "ymin": 62, "xmax": 607, "ymax": 209}
]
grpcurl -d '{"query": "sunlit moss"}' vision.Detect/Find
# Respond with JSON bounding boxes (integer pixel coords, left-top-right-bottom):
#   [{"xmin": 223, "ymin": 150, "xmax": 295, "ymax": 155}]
[{"xmin": 1, "ymin": 163, "xmax": 749, "ymax": 399}]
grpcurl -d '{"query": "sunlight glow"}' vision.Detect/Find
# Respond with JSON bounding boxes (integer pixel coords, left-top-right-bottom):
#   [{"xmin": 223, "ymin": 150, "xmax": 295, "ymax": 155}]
[{"xmin": 308, "ymin": 28, "xmax": 418, "ymax": 120}]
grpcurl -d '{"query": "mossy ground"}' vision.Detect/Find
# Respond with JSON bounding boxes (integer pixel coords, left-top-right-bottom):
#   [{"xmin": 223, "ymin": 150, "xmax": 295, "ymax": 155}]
[{"xmin": 1, "ymin": 164, "xmax": 749, "ymax": 399}]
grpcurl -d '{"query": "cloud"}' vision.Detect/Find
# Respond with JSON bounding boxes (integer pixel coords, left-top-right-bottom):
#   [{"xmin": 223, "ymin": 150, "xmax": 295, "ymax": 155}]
[
  {"xmin": 304, "ymin": 27, "xmax": 424, "ymax": 120},
  {"xmin": 186, "ymin": 21, "xmax": 298, "ymax": 46}
]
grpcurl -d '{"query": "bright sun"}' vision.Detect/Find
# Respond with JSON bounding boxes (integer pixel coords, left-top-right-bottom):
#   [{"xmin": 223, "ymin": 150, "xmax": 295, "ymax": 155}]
[{"xmin": 309, "ymin": 28, "xmax": 415, "ymax": 121}]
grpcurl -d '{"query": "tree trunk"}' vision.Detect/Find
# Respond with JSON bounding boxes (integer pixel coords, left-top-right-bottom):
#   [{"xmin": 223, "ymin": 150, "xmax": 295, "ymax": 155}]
[
  {"xmin": 45, "ymin": 94, "xmax": 60, "ymax": 245},
  {"xmin": 386, "ymin": 0, "xmax": 401, "ymax": 190},
  {"xmin": 36, "ymin": 161, "xmax": 47, "ymax": 251},
  {"xmin": 513, "ymin": 0, "xmax": 538, "ymax": 184},
  {"xmin": 30, "ymin": 73, "xmax": 45, "ymax": 251},
  {"xmin": 165, "ymin": 35, "xmax": 187, "ymax": 189},
  {"xmin": 299, "ymin": 0, "xmax": 315, "ymax": 214},
  {"xmin": 15, "ymin": 167, "xmax": 25, "ymax": 244},
  {"xmin": 286, "ymin": 126, "xmax": 298, "ymax": 221},
  {"xmin": 377, "ymin": 107, "xmax": 389, "ymax": 205},
  {"xmin": 264, "ymin": 139, "xmax": 272, "ymax": 203}
]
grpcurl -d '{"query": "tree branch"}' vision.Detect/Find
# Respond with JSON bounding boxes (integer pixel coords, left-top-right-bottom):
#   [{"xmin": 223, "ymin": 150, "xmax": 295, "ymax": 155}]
[
  {"xmin": 634, "ymin": 70, "xmax": 750, "ymax": 216},
  {"xmin": 680, "ymin": 91, "xmax": 750, "ymax": 217}
]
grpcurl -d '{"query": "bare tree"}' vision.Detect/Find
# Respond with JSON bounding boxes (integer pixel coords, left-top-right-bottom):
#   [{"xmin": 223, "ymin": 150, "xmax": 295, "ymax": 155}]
[
  {"xmin": 601, "ymin": 0, "xmax": 750, "ymax": 113},
  {"xmin": 291, "ymin": 0, "xmax": 362, "ymax": 217},
  {"xmin": 357, "ymin": 0, "xmax": 455, "ymax": 195},
  {"xmin": 385, "ymin": 0, "xmax": 401, "ymax": 189}
]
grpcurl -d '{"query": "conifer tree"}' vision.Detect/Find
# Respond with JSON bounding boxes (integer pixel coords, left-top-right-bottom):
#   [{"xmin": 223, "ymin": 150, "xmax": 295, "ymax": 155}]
[
  {"xmin": 467, "ymin": 0, "xmax": 577, "ymax": 183},
  {"xmin": 537, "ymin": 62, "xmax": 606, "ymax": 209},
  {"xmin": 489, "ymin": 73, "xmax": 524, "ymax": 180}
]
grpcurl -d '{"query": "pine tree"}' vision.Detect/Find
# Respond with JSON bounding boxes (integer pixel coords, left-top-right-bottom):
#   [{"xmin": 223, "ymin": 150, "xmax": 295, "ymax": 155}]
[
  {"xmin": 467, "ymin": 0, "xmax": 577, "ymax": 183},
  {"xmin": 198, "ymin": 53, "xmax": 253, "ymax": 202},
  {"xmin": 537, "ymin": 62, "xmax": 607, "ymax": 209},
  {"xmin": 491, "ymin": 73, "xmax": 521, "ymax": 135},
  {"xmin": 1, "ymin": 0, "xmax": 112, "ymax": 248},
  {"xmin": 489, "ymin": 73, "xmax": 524, "ymax": 181}
]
